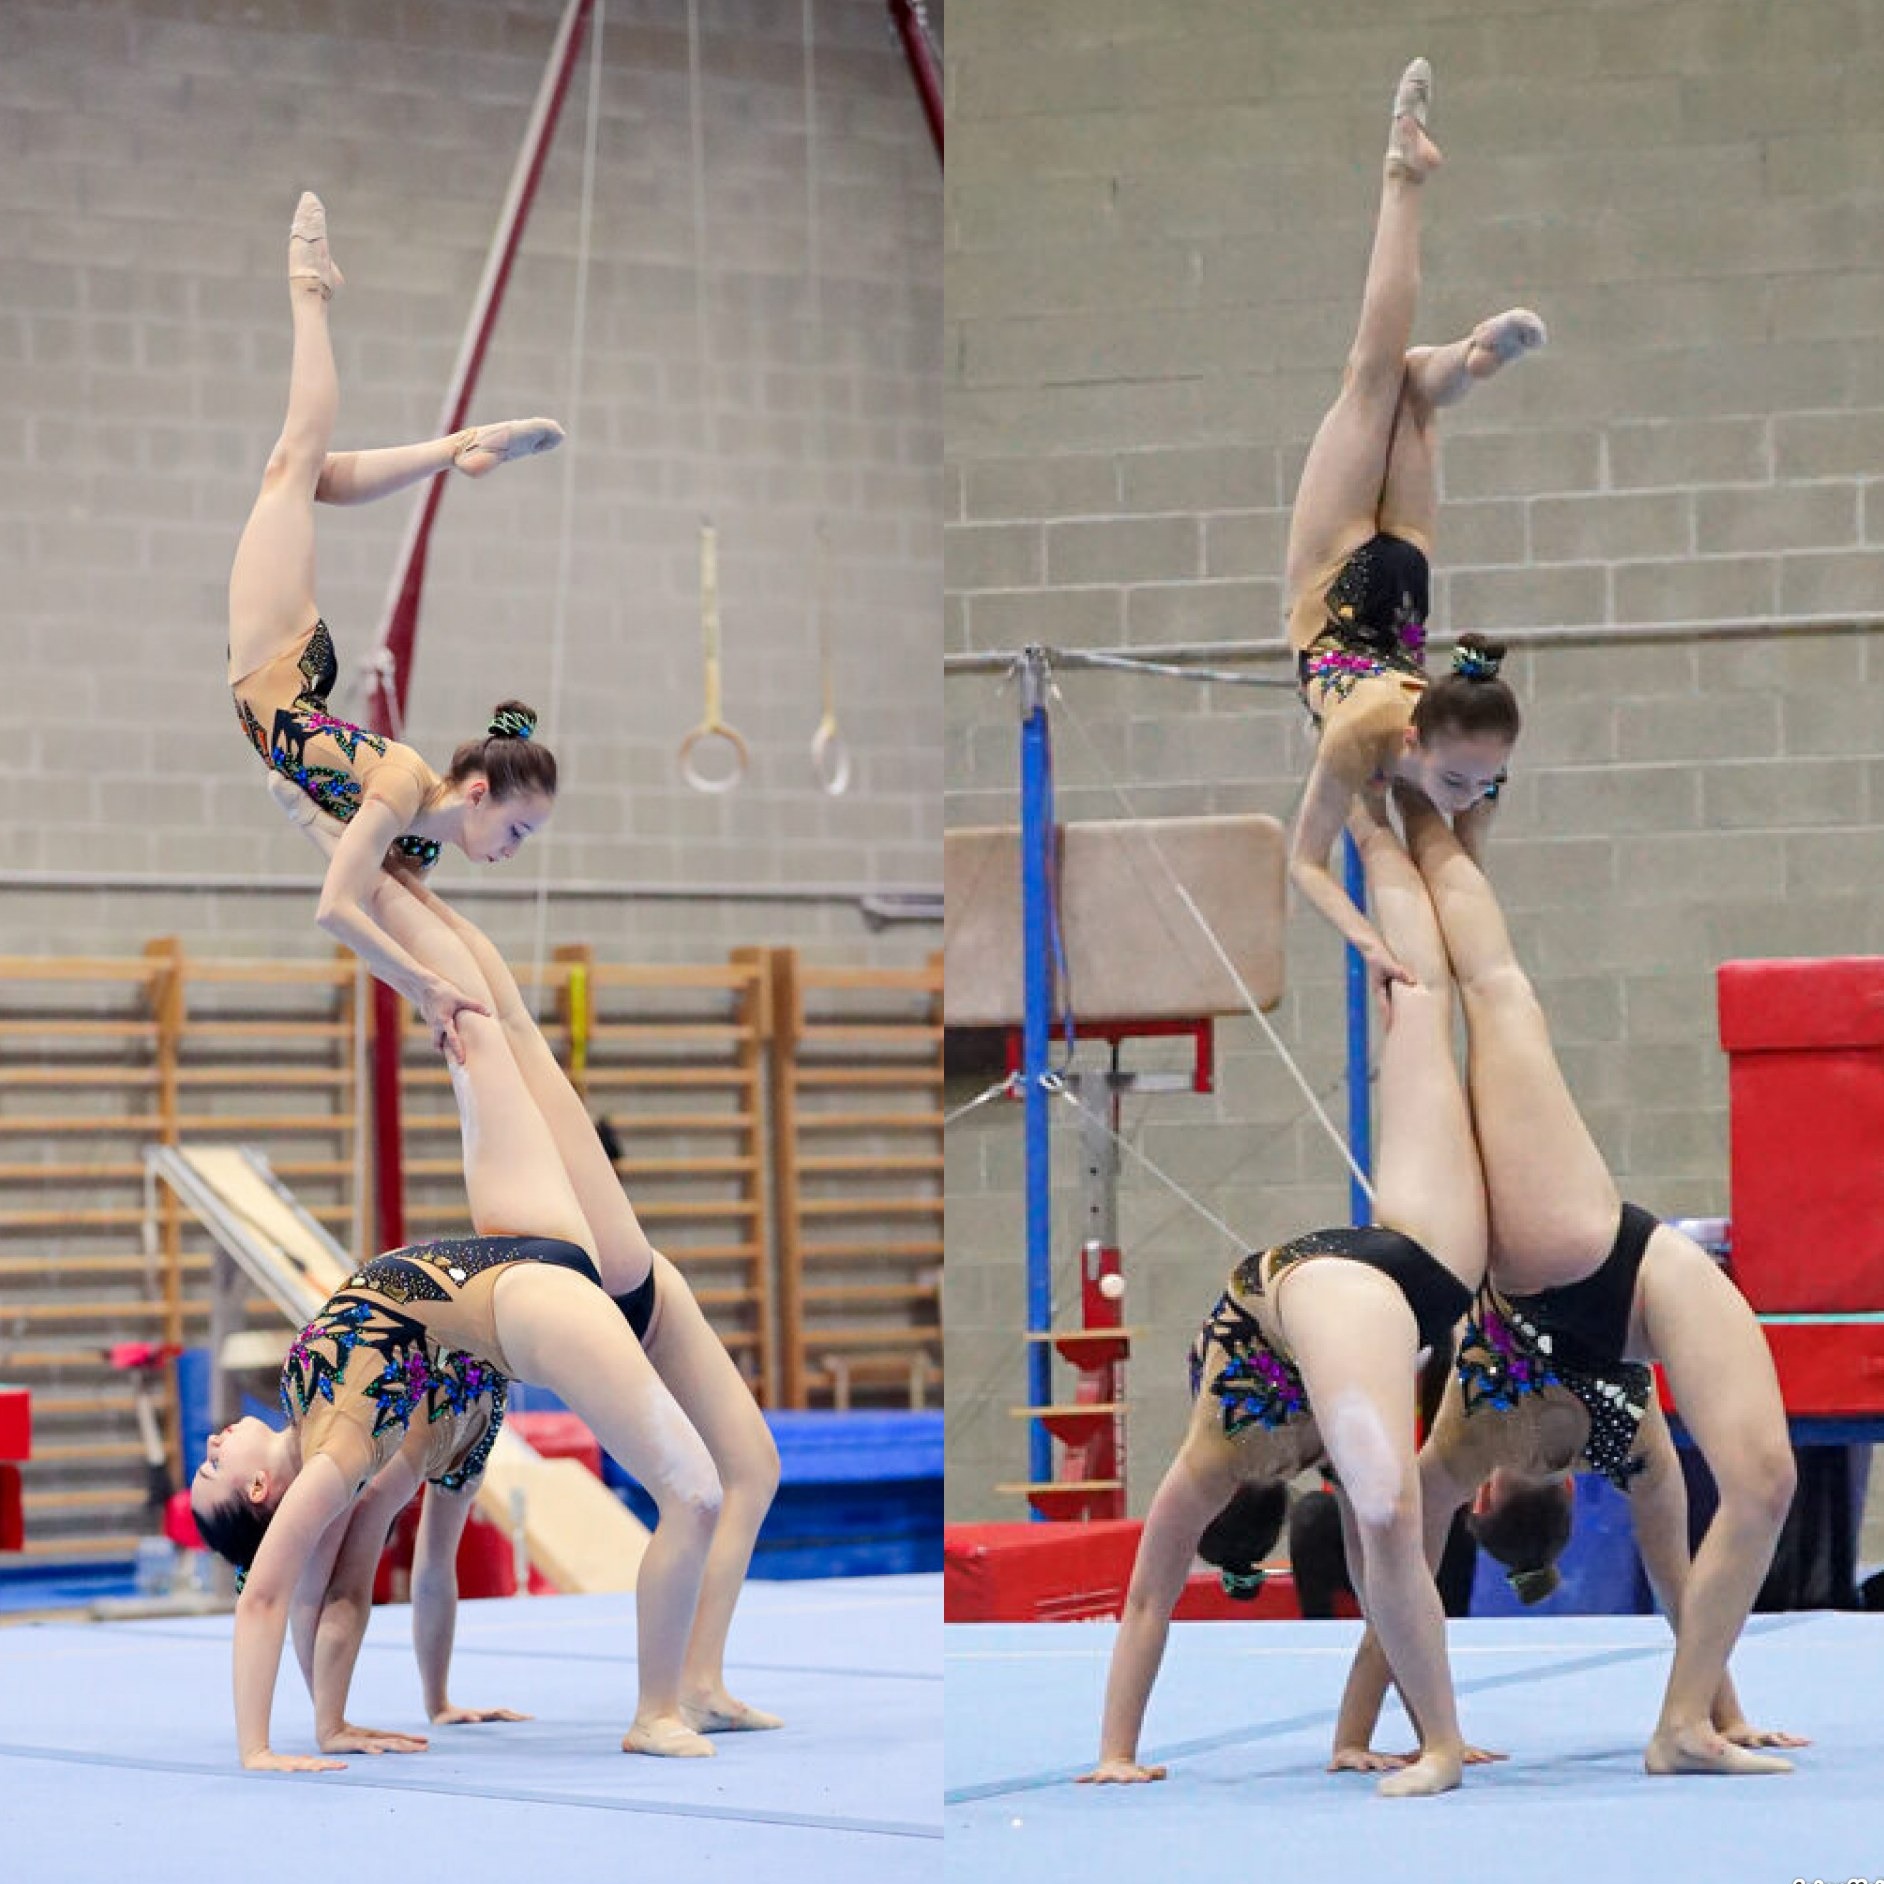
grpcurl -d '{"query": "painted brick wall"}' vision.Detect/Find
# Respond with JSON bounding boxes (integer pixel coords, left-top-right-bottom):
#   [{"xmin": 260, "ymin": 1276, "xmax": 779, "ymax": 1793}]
[
  {"xmin": 944, "ymin": 1, "xmax": 1884, "ymax": 1517},
  {"xmin": 1, "ymin": 0, "xmax": 940, "ymax": 970}
]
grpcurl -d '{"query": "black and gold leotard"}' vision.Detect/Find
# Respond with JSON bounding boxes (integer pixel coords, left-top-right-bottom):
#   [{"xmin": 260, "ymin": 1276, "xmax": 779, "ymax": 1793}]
[
  {"xmin": 1455, "ymin": 1204, "xmax": 1661, "ymax": 1490},
  {"xmin": 1455, "ymin": 1287, "xmax": 1652, "ymax": 1491},
  {"xmin": 232, "ymin": 620, "xmax": 444, "ymax": 869},
  {"xmin": 1190, "ymin": 1224, "xmax": 1471, "ymax": 1439},
  {"xmin": 1291, "ymin": 533, "xmax": 1431, "ymax": 724}
]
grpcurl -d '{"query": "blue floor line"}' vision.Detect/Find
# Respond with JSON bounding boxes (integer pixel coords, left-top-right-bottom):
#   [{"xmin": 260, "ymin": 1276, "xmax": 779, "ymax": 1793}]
[{"xmin": 0, "ymin": 1738, "xmax": 939, "ymax": 1840}]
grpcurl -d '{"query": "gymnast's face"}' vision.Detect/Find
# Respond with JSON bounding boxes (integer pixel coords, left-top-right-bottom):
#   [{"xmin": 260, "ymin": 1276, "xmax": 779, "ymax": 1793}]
[
  {"xmin": 190, "ymin": 1416, "xmax": 278, "ymax": 1522},
  {"xmin": 459, "ymin": 782, "xmax": 555, "ymax": 866},
  {"xmin": 1406, "ymin": 728, "xmax": 1512, "ymax": 817}
]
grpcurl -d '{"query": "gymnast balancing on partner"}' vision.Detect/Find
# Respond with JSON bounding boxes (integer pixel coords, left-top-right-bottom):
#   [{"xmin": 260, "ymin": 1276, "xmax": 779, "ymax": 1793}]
[
  {"xmin": 257, "ymin": 773, "xmax": 786, "ymax": 1752},
  {"xmin": 1285, "ymin": 59, "xmax": 1544, "ymax": 998},
  {"xmin": 1322, "ymin": 786, "xmax": 1800, "ymax": 1777},
  {"xmin": 1080, "ymin": 805, "xmax": 1486, "ymax": 1799},
  {"xmin": 227, "ymin": 190, "xmax": 565, "ymax": 1060}
]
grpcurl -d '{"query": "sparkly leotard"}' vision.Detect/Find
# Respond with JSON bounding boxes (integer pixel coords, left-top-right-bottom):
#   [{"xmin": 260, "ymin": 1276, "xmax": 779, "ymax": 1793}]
[
  {"xmin": 1190, "ymin": 1283, "xmax": 1309, "ymax": 1438},
  {"xmin": 280, "ymin": 1299, "xmax": 508, "ymax": 1498},
  {"xmin": 280, "ymin": 1235, "xmax": 602, "ymax": 1494},
  {"xmin": 1190, "ymin": 1225, "xmax": 1471, "ymax": 1439},
  {"xmin": 231, "ymin": 620, "xmax": 444, "ymax": 870},
  {"xmin": 1291, "ymin": 533, "xmax": 1431, "ymax": 725},
  {"xmin": 1455, "ymin": 1286, "xmax": 1652, "ymax": 1491}
]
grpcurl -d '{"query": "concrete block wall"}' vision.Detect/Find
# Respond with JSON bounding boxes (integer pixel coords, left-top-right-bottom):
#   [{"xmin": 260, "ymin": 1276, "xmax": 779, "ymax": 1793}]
[
  {"xmin": 1, "ymin": 0, "xmax": 940, "ymax": 971},
  {"xmin": 944, "ymin": 2, "xmax": 1884, "ymax": 1517}
]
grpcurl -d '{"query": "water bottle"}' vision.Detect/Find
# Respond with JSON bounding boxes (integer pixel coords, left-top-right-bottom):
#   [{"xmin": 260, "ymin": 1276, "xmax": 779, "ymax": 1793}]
[{"xmin": 134, "ymin": 1535, "xmax": 176, "ymax": 1598}]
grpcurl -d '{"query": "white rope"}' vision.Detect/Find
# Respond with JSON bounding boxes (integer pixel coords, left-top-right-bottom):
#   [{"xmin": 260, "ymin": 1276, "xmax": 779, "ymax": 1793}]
[
  {"xmin": 1045, "ymin": 674, "xmax": 1377, "ymax": 1204},
  {"xmin": 1047, "ymin": 1079, "xmax": 1250, "ymax": 1252},
  {"xmin": 687, "ymin": 0, "xmax": 713, "ymax": 489},
  {"xmin": 525, "ymin": 0, "xmax": 605, "ymax": 1022},
  {"xmin": 802, "ymin": 0, "xmax": 849, "ymax": 795},
  {"xmin": 942, "ymin": 1072, "xmax": 1018, "ymax": 1128}
]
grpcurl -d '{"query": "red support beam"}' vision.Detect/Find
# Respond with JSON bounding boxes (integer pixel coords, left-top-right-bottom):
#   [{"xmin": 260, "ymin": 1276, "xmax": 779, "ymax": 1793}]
[
  {"xmin": 362, "ymin": 0, "xmax": 597, "ymax": 1250},
  {"xmin": 886, "ymin": 0, "xmax": 942, "ymax": 162}
]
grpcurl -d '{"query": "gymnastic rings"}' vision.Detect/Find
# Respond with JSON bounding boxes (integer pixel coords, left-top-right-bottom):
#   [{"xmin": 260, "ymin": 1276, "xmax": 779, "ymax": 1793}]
[
  {"xmin": 808, "ymin": 525, "xmax": 850, "ymax": 795},
  {"xmin": 810, "ymin": 710, "xmax": 851, "ymax": 796},
  {"xmin": 678, "ymin": 519, "xmax": 749, "ymax": 795}
]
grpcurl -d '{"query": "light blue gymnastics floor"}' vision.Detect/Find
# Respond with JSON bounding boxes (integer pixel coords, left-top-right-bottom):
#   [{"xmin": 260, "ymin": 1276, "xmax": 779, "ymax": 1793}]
[
  {"xmin": 946, "ymin": 1612, "xmax": 1882, "ymax": 1884},
  {"xmin": 2, "ymin": 1574, "xmax": 940, "ymax": 1883}
]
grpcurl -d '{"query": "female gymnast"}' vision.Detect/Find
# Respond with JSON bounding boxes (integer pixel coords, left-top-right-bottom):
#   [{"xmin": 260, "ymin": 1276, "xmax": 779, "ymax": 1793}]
[
  {"xmin": 1285, "ymin": 59, "xmax": 1544, "ymax": 996},
  {"xmin": 1326, "ymin": 1372, "xmax": 1805, "ymax": 1773},
  {"xmin": 223, "ymin": 192, "xmax": 784, "ymax": 1752},
  {"xmin": 1079, "ymin": 805, "xmax": 1485, "ymax": 1798},
  {"xmin": 201, "ymin": 1338, "xmax": 529, "ymax": 1759},
  {"xmin": 228, "ymin": 191, "xmax": 565, "ymax": 1060},
  {"xmin": 1321, "ymin": 787, "xmax": 1799, "ymax": 1777},
  {"xmin": 191, "ymin": 980, "xmax": 747, "ymax": 1771}
]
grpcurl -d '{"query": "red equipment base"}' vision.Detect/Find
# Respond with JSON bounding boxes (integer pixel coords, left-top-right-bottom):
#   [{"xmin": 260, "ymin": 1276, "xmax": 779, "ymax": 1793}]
[
  {"xmin": 1719, "ymin": 957, "xmax": 1884, "ymax": 1312},
  {"xmin": 945, "ymin": 1519, "xmax": 1355, "ymax": 1624}
]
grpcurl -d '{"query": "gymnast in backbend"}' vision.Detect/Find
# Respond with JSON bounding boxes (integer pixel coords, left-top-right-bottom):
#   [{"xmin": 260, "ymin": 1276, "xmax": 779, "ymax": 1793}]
[
  {"xmin": 1323, "ymin": 787, "xmax": 1801, "ymax": 1777},
  {"xmin": 1080, "ymin": 803, "xmax": 1485, "ymax": 1798},
  {"xmin": 1285, "ymin": 58, "xmax": 1544, "ymax": 999}
]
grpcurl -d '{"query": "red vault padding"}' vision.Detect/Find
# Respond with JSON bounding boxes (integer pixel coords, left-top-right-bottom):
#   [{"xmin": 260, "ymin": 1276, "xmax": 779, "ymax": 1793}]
[
  {"xmin": 1719, "ymin": 957, "xmax": 1884, "ymax": 1312},
  {"xmin": 944, "ymin": 1519, "xmax": 1326, "ymax": 1623}
]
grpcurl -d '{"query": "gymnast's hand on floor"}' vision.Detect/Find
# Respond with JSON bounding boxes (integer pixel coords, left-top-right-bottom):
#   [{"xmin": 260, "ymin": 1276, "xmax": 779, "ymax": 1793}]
[
  {"xmin": 319, "ymin": 1721, "xmax": 430, "ymax": 1755},
  {"xmin": 241, "ymin": 1747, "xmax": 347, "ymax": 1774},
  {"xmin": 1077, "ymin": 1757, "xmax": 1167, "ymax": 1784},
  {"xmin": 1327, "ymin": 1743, "xmax": 1408, "ymax": 1773},
  {"xmin": 1331, "ymin": 1740, "xmax": 1506, "ymax": 1772},
  {"xmin": 1716, "ymin": 1716, "xmax": 1810, "ymax": 1751},
  {"xmin": 431, "ymin": 1702, "xmax": 533, "ymax": 1726}
]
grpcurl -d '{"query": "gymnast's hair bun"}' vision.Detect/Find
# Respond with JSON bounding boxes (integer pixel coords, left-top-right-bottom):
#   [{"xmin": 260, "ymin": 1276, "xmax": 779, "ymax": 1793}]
[
  {"xmin": 1449, "ymin": 633, "xmax": 1507, "ymax": 683},
  {"xmin": 487, "ymin": 700, "xmax": 538, "ymax": 741},
  {"xmin": 1507, "ymin": 1563, "xmax": 1561, "ymax": 1605}
]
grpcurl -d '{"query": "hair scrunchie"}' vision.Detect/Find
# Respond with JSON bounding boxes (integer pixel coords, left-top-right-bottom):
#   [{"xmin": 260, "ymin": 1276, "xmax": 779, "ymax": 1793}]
[
  {"xmin": 1450, "ymin": 643, "xmax": 1503, "ymax": 683},
  {"xmin": 1218, "ymin": 1565, "xmax": 1266, "ymax": 1601},
  {"xmin": 488, "ymin": 706, "xmax": 536, "ymax": 741},
  {"xmin": 1507, "ymin": 1564, "xmax": 1558, "ymax": 1604}
]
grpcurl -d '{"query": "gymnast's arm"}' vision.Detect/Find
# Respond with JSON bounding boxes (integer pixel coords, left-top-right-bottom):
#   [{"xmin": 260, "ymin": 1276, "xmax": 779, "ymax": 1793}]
[
  {"xmin": 1624, "ymin": 1397, "xmax": 1806, "ymax": 1750},
  {"xmin": 1290, "ymin": 700, "xmax": 1415, "ymax": 991},
  {"xmin": 266, "ymin": 776, "xmax": 489, "ymax": 1059},
  {"xmin": 1078, "ymin": 1446, "xmax": 1224, "ymax": 1785},
  {"xmin": 231, "ymin": 1453, "xmax": 355, "ymax": 1771},
  {"xmin": 307, "ymin": 1452, "xmax": 432, "ymax": 1756},
  {"xmin": 412, "ymin": 1479, "xmax": 530, "ymax": 1726}
]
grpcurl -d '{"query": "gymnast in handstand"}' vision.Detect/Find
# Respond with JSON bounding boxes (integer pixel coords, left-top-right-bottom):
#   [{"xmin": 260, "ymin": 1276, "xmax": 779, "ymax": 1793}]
[
  {"xmin": 1080, "ymin": 805, "xmax": 1485, "ymax": 1798},
  {"xmin": 228, "ymin": 190, "xmax": 564, "ymax": 1059},
  {"xmin": 1285, "ymin": 58, "xmax": 1544, "ymax": 997},
  {"xmin": 1324, "ymin": 787, "xmax": 1800, "ymax": 1777}
]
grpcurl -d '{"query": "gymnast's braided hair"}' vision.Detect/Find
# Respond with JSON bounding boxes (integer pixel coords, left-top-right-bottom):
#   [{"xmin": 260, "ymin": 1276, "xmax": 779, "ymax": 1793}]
[
  {"xmin": 445, "ymin": 698, "xmax": 559, "ymax": 801},
  {"xmin": 1411, "ymin": 633, "xmax": 1521, "ymax": 745},
  {"xmin": 1465, "ymin": 1476, "xmax": 1574, "ymax": 1606},
  {"xmin": 1196, "ymin": 1481, "xmax": 1290, "ymax": 1601}
]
